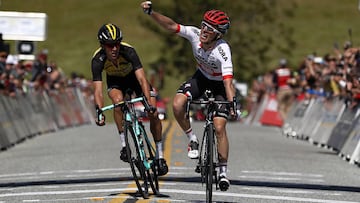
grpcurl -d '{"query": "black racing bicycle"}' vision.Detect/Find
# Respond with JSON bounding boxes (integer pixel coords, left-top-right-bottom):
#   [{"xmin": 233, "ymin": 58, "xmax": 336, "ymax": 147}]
[
  {"xmin": 98, "ymin": 95, "xmax": 159, "ymax": 199},
  {"xmin": 185, "ymin": 90, "xmax": 236, "ymax": 203}
]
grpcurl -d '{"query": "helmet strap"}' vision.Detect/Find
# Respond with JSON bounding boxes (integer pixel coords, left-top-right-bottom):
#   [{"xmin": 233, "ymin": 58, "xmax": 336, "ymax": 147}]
[{"xmin": 214, "ymin": 33, "xmax": 222, "ymax": 41}]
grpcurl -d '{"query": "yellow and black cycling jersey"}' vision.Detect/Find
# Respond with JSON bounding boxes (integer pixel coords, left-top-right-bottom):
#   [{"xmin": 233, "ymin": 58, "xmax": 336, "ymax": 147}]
[{"xmin": 91, "ymin": 42, "xmax": 143, "ymax": 81}]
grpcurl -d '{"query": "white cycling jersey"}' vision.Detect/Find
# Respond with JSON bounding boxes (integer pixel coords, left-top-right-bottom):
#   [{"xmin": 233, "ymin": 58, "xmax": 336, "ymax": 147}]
[{"xmin": 176, "ymin": 24, "xmax": 234, "ymax": 81}]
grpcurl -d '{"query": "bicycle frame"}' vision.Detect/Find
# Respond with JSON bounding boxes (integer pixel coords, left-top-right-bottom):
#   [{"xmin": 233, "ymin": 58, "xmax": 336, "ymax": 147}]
[
  {"xmin": 100, "ymin": 95, "xmax": 159, "ymax": 198},
  {"xmin": 185, "ymin": 91, "xmax": 236, "ymax": 203},
  {"xmin": 123, "ymin": 97, "xmax": 155, "ymax": 170}
]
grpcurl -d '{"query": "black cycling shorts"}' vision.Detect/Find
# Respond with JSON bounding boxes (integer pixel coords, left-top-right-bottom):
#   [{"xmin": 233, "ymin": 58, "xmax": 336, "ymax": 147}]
[
  {"xmin": 106, "ymin": 71, "xmax": 156, "ymax": 97},
  {"xmin": 177, "ymin": 70, "xmax": 229, "ymax": 118}
]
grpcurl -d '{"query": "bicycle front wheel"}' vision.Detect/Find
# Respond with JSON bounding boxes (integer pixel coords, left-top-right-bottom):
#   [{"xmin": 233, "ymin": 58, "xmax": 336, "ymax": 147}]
[
  {"xmin": 200, "ymin": 123, "xmax": 215, "ymax": 203},
  {"xmin": 124, "ymin": 123, "xmax": 149, "ymax": 199},
  {"xmin": 139, "ymin": 122, "xmax": 160, "ymax": 195}
]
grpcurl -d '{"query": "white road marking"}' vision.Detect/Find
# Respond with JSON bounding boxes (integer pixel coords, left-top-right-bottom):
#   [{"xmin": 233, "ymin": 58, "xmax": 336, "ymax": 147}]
[
  {"xmin": 0, "ymin": 188, "xmax": 358, "ymax": 203},
  {"xmin": 241, "ymin": 170, "xmax": 323, "ymax": 177},
  {"xmin": 238, "ymin": 175, "xmax": 325, "ymax": 182},
  {"xmin": 240, "ymin": 187, "xmax": 342, "ymax": 196},
  {"xmin": 0, "ymin": 168, "xmax": 354, "ymax": 203}
]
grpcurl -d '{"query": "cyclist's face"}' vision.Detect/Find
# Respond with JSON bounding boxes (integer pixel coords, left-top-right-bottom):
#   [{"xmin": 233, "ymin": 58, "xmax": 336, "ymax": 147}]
[
  {"xmin": 103, "ymin": 42, "xmax": 120, "ymax": 60},
  {"xmin": 200, "ymin": 21, "xmax": 220, "ymax": 44}
]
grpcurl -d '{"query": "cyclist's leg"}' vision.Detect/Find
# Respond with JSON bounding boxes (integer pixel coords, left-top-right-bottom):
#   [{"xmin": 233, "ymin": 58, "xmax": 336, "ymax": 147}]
[
  {"xmin": 109, "ymin": 89, "xmax": 127, "ymax": 160},
  {"xmin": 213, "ymin": 92, "xmax": 231, "ymax": 191},
  {"xmin": 134, "ymin": 83, "xmax": 168, "ymax": 176},
  {"xmin": 148, "ymin": 90, "xmax": 169, "ymax": 176},
  {"xmin": 173, "ymin": 71, "xmax": 205, "ymax": 159},
  {"xmin": 213, "ymin": 117, "xmax": 228, "ymax": 163},
  {"xmin": 108, "ymin": 88, "xmax": 125, "ymax": 131},
  {"xmin": 107, "ymin": 85, "xmax": 127, "ymax": 161},
  {"xmin": 148, "ymin": 90, "xmax": 163, "ymax": 150},
  {"xmin": 214, "ymin": 116, "xmax": 230, "ymax": 191}
]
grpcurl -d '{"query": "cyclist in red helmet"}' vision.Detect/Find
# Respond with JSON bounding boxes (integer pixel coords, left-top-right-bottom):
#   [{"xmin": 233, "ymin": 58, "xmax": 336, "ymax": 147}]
[{"xmin": 140, "ymin": 2, "xmax": 236, "ymax": 191}]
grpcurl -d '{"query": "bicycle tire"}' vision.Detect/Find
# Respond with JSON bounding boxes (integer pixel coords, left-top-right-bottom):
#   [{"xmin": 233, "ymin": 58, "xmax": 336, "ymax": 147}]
[
  {"xmin": 139, "ymin": 122, "xmax": 160, "ymax": 195},
  {"xmin": 199, "ymin": 123, "xmax": 214, "ymax": 203},
  {"xmin": 206, "ymin": 123, "xmax": 214, "ymax": 203},
  {"xmin": 199, "ymin": 130, "xmax": 207, "ymax": 183},
  {"xmin": 124, "ymin": 122, "xmax": 149, "ymax": 199}
]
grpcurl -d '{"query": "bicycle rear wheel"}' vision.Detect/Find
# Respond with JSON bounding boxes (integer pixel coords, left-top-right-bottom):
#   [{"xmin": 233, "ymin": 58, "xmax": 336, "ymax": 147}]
[
  {"xmin": 200, "ymin": 123, "xmax": 215, "ymax": 203},
  {"xmin": 138, "ymin": 122, "xmax": 160, "ymax": 195},
  {"xmin": 124, "ymin": 123, "xmax": 149, "ymax": 199}
]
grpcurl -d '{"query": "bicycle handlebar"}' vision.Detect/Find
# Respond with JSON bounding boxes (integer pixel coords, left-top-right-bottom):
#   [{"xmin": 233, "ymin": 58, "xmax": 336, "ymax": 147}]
[
  {"xmin": 98, "ymin": 96, "xmax": 151, "ymax": 121},
  {"xmin": 185, "ymin": 94, "xmax": 237, "ymax": 119}
]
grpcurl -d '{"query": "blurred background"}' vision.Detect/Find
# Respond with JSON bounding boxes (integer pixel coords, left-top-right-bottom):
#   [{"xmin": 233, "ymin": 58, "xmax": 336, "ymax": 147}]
[{"xmin": 1, "ymin": 0, "xmax": 360, "ymax": 119}]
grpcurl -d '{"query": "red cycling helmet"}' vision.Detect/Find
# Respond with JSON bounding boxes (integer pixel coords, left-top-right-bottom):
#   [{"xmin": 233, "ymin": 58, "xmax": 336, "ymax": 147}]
[{"xmin": 203, "ymin": 10, "xmax": 230, "ymax": 34}]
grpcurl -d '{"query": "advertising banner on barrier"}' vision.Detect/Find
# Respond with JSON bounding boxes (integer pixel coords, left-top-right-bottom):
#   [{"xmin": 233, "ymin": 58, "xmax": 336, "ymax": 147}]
[
  {"xmin": 0, "ymin": 96, "xmax": 20, "ymax": 145},
  {"xmin": 4, "ymin": 96, "xmax": 31, "ymax": 140},
  {"xmin": 0, "ymin": 123, "xmax": 10, "ymax": 150},
  {"xmin": 0, "ymin": 87, "xmax": 94, "ymax": 152},
  {"xmin": 311, "ymin": 99, "xmax": 345, "ymax": 145},
  {"xmin": 341, "ymin": 111, "xmax": 360, "ymax": 162},
  {"xmin": 327, "ymin": 107, "xmax": 359, "ymax": 151},
  {"xmin": 300, "ymin": 99, "xmax": 323, "ymax": 140},
  {"xmin": 48, "ymin": 92, "xmax": 73, "ymax": 129}
]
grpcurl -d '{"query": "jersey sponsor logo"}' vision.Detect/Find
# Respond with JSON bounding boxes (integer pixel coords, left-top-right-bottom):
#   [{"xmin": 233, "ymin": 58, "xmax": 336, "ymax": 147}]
[
  {"xmin": 195, "ymin": 55, "xmax": 217, "ymax": 69},
  {"xmin": 195, "ymin": 49, "xmax": 218, "ymax": 69},
  {"xmin": 104, "ymin": 59, "xmax": 132, "ymax": 77},
  {"xmin": 218, "ymin": 46, "xmax": 228, "ymax": 61},
  {"xmin": 191, "ymin": 27, "xmax": 200, "ymax": 36}
]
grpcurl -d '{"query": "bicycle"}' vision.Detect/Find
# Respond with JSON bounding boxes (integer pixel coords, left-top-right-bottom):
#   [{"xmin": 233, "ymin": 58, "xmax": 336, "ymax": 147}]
[
  {"xmin": 98, "ymin": 95, "xmax": 159, "ymax": 199},
  {"xmin": 185, "ymin": 90, "xmax": 236, "ymax": 203}
]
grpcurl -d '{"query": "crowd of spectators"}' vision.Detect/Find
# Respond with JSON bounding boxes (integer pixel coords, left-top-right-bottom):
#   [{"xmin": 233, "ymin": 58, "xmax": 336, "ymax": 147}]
[
  {"xmin": 0, "ymin": 49, "xmax": 93, "ymax": 98},
  {"xmin": 246, "ymin": 40, "xmax": 360, "ymax": 119},
  {"xmin": 2, "ymin": 40, "xmax": 359, "ymax": 121}
]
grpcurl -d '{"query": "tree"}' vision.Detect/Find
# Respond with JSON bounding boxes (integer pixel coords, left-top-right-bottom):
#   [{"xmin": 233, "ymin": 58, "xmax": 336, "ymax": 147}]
[{"xmin": 139, "ymin": 0, "xmax": 296, "ymax": 83}]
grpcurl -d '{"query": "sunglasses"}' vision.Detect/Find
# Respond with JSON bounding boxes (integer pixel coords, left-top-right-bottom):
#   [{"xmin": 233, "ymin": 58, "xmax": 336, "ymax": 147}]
[
  {"xmin": 201, "ymin": 21, "xmax": 221, "ymax": 34},
  {"xmin": 104, "ymin": 43, "xmax": 120, "ymax": 49}
]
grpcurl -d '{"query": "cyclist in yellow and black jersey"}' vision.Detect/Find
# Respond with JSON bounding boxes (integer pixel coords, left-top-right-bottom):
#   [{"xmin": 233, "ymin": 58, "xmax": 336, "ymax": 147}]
[{"xmin": 91, "ymin": 23, "xmax": 168, "ymax": 176}]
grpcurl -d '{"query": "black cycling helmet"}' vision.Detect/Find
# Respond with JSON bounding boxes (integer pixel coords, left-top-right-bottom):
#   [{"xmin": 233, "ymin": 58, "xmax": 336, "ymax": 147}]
[{"xmin": 97, "ymin": 23, "xmax": 123, "ymax": 44}]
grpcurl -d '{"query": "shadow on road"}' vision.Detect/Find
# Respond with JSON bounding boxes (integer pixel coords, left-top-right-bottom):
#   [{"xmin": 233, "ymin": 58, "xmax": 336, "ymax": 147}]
[
  {"xmin": 0, "ymin": 176, "xmax": 133, "ymax": 188},
  {"xmin": 1, "ymin": 175, "xmax": 359, "ymax": 194},
  {"xmin": 159, "ymin": 176, "xmax": 360, "ymax": 193}
]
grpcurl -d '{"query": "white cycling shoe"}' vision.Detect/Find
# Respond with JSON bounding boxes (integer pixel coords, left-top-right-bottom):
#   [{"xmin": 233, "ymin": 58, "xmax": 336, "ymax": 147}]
[
  {"xmin": 219, "ymin": 175, "xmax": 230, "ymax": 191},
  {"xmin": 187, "ymin": 140, "xmax": 199, "ymax": 159}
]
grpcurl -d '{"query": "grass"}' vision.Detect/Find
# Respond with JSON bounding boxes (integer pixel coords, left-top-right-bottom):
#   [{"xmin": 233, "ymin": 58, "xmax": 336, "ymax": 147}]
[
  {"xmin": 2, "ymin": 0, "xmax": 360, "ymax": 120},
  {"xmin": 284, "ymin": 0, "xmax": 360, "ymax": 64}
]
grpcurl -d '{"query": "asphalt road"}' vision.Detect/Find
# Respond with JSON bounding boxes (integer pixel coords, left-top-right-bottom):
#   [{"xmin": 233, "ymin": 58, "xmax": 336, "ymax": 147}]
[{"xmin": 0, "ymin": 121, "xmax": 360, "ymax": 203}]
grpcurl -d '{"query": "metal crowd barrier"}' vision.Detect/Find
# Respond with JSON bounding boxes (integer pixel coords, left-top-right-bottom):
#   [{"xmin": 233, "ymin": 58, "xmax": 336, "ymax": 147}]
[
  {"xmin": 243, "ymin": 92, "xmax": 360, "ymax": 166},
  {"xmin": 0, "ymin": 87, "xmax": 94, "ymax": 151},
  {"xmin": 282, "ymin": 96, "xmax": 360, "ymax": 166}
]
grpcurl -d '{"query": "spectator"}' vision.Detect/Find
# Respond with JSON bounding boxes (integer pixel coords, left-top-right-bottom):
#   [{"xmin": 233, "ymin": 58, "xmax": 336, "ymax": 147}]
[
  {"xmin": 0, "ymin": 51, "xmax": 6, "ymax": 74},
  {"xmin": 273, "ymin": 58, "xmax": 294, "ymax": 120},
  {"xmin": 46, "ymin": 60, "xmax": 65, "ymax": 90},
  {"xmin": 30, "ymin": 49, "xmax": 48, "ymax": 91}
]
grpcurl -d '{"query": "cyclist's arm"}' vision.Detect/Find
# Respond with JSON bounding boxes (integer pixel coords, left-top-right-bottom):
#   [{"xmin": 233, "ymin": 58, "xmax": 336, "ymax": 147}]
[
  {"xmin": 135, "ymin": 68, "xmax": 151, "ymax": 103},
  {"xmin": 223, "ymin": 78, "xmax": 235, "ymax": 102},
  {"xmin": 149, "ymin": 11, "xmax": 179, "ymax": 33},
  {"xmin": 93, "ymin": 81, "xmax": 104, "ymax": 108}
]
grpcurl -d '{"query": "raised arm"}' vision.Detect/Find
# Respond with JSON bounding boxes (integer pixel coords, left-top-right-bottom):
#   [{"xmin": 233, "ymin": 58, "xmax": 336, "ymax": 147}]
[{"xmin": 140, "ymin": 1, "xmax": 179, "ymax": 33}]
